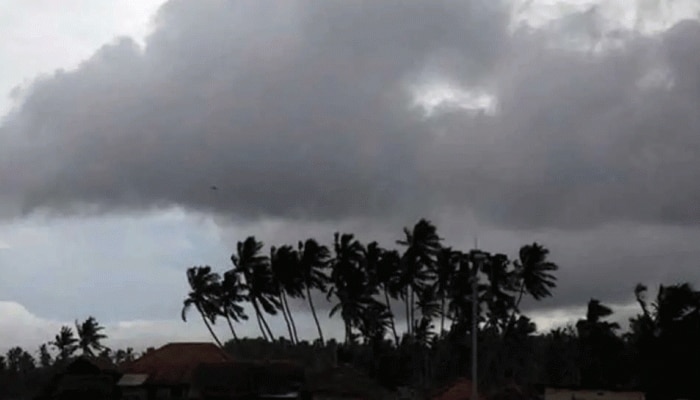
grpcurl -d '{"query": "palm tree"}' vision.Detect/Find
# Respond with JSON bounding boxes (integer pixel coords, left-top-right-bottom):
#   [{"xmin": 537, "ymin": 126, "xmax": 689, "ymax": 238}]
[
  {"xmin": 506, "ymin": 243, "xmax": 558, "ymax": 335},
  {"xmin": 75, "ymin": 316, "xmax": 108, "ymax": 357},
  {"xmin": 38, "ymin": 344, "xmax": 52, "ymax": 368},
  {"xmin": 232, "ymin": 236, "xmax": 281, "ymax": 341},
  {"xmin": 270, "ymin": 245, "xmax": 302, "ymax": 343},
  {"xmin": 513, "ymin": 243, "xmax": 558, "ymax": 304},
  {"xmin": 219, "ymin": 270, "xmax": 249, "ymax": 341},
  {"xmin": 576, "ymin": 299, "xmax": 624, "ymax": 387},
  {"xmin": 298, "ymin": 238, "xmax": 331, "ymax": 345},
  {"xmin": 482, "ymin": 253, "xmax": 516, "ymax": 332},
  {"xmin": 114, "ymin": 347, "xmax": 136, "ymax": 364},
  {"xmin": 358, "ymin": 299, "xmax": 393, "ymax": 344},
  {"xmin": 328, "ymin": 233, "xmax": 372, "ymax": 343},
  {"xmin": 435, "ymin": 248, "xmax": 459, "ymax": 336},
  {"xmin": 366, "ymin": 242, "xmax": 401, "ymax": 344},
  {"xmin": 182, "ymin": 266, "xmax": 224, "ymax": 348},
  {"xmin": 397, "ymin": 219, "xmax": 441, "ymax": 336},
  {"xmin": 51, "ymin": 326, "xmax": 78, "ymax": 361}
]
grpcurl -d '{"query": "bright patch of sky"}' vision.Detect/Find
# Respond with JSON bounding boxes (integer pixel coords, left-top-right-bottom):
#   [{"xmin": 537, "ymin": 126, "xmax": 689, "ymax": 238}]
[
  {"xmin": 0, "ymin": 0, "xmax": 166, "ymax": 116},
  {"xmin": 512, "ymin": 0, "xmax": 700, "ymax": 34},
  {"xmin": 412, "ymin": 82, "xmax": 498, "ymax": 117}
]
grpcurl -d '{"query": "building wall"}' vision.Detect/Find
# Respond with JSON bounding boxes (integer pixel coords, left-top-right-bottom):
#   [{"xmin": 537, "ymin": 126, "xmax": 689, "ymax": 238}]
[{"xmin": 545, "ymin": 388, "xmax": 645, "ymax": 400}]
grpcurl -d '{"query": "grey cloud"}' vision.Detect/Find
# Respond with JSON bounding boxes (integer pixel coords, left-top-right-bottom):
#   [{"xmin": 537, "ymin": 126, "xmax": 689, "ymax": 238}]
[
  {"xmin": 2, "ymin": 1, "xmax": 700, "ymax": 232},
  {"xmin": 0, "ymin": 0, "xmax": 507, "ymax": 223}
]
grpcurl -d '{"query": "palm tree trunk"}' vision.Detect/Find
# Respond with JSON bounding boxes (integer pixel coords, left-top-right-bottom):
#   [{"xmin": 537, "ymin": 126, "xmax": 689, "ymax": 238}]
[
  {"xmin": 306, "ymin": 285, "xmax": 325, "ymax": 345},
  {"xmin": 259, "ymin": 310, "xmax": 275, "ymax": 341},
  {"xmin": 384, "ymin": 287, "xmax": 399, "ymax": 344},
  {"xmin": 279, "ymin": 293, "xmax": 295, "ymax": 343},
  {"xmin": 440, "ymin": 296, "xmax": 446, "ymax": 337},
  {"xmin": 404, "ymin": 290, "xmax": 411, "ymax": 336},
  {"xmin": 410, "ymin": 287, "xmax": 415, "ymax": 335},
  {"xmin": 344, "ymin": 319, "xmax": 352, "ymax": 344},
  {"xmin": 504, "ymin": 283, "xmax": 526, "ymax": 339},
  {"xmin": 225, "ymin": 314, "xmax": 239, "ymax": 342},
  {"xmin": 282, "ymin": 292, "xmax": 299, "ymax": 344},
  {"xmin": 197, "ymin": 305, "xmax": 224, "ymax": 348},
  {"xmin": 252, "ymin": 301, "xmax": 269, "ymax": 341}
]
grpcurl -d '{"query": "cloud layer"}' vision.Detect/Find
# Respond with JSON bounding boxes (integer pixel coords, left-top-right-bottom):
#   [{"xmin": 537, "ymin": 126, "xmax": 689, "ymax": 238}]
[
  {"xmin": 2, "ymin": 0, "xmax": 700, "ymax": 350},
  {"xmin": 2, "ymin": 0, "xmax": 699, "ymax": 230}
]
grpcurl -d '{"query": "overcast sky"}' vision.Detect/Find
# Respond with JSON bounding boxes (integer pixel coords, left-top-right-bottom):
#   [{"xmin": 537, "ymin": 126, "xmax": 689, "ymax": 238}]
[{"xmin": 2, "ymin": 0, "xmax": 700, "ymax": 354}]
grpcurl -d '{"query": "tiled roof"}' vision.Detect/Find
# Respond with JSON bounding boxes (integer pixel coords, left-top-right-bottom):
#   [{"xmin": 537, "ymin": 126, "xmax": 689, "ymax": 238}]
[{"xmin": 121, "ymin": 342, "xmax": 231, "ymax": 385}]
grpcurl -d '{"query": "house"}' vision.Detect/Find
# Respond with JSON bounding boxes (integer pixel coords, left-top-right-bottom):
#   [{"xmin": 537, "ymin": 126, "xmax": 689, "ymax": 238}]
[
  {"xmin": 36, "ymin": 356, "xmax": 122, "ymax": 400},
  {"xmin": 119, "ymin": 342, "xmax": 306, "ymax": 400},
  {"xmin": 118, "ymin": 342, "xmax": 232, "ymax": 400},
  {"xmin": 544, "ymin": 388, "xmax": 645, "ymax": 400}
]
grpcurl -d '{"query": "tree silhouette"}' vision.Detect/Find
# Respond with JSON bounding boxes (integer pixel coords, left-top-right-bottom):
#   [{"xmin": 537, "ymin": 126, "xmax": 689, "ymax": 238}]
[
  {"xmin": 219, "ymin": 270, "xmax": 249, "ymax": 341},
  {"xmin": 507, "ymin": 243, "xmax": 558, "ymax": 335},
  {"xmin": 75, "ymin": 316, "xmax": 108, "ymax": 357},
  {"xmin": 434, "ymin": 247, "xmax": 459, "ymax": 337},
  {"xmin": 270, "ymin": 244, "xmax": 302, "ymax": 343},
  {"xmin": 298, "ymin": 238, "xmax": 331, "ymax": 345},
  {"xmin": 576, "ymin": 299, "xmax": 624, "ymax": 387},
  {"xmin": 329, "ymin": 233, "xmax": 372, "ymax": 343},
  {"xmin": 366, "ymin": 242, "xmax": 401, "ymax": 344},
  {"xmin": 232, "ymin": 236, "xmax": 280, "ymax": 341},
  {"xmin": 50, "ymin": 326, "xmax": 78, "ymax": 361},
  {"xmin": 397, "ymin": 219, "xmax": 441, "ymax": 336},
  {"xmin": 182, "ymin": 266, "xmax": 224, "ymax": 347},
  {"xmin": 38, "ymin": 344, "xmax": 52, "ymax": 368}
]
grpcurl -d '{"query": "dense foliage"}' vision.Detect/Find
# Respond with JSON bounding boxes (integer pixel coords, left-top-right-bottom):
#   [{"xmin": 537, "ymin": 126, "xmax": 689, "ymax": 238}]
[{"xmin": 180, "ymin": 219, "xmax": 700, "ymax": 399}]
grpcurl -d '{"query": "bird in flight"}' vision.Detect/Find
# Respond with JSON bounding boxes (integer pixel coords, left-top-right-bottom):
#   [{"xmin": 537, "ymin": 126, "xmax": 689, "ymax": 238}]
[{"xmin": 210, "ymin": 185, "xmax": 218, "ymax": 191}]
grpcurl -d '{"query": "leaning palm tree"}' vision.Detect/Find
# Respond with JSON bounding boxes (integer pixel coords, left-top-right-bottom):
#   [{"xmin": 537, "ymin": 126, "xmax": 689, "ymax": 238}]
[
  {"xmin": 513, "ymin": 243, "xmax": 558, "ymax": 304},
  {"xmin": 232, "ymin": 236, "xmax": 281, "ymax": 341},
  {"xmin": 506, "ymin": 243, "xmax": 558, "ymax": 335},
  {"xmin": 219, "ymin": 270, "xmax": 249, "ymax": 341},
  {"xmin": 298, "ymin": 238, "xmax": 331, "ymax": 345},
  {"xmin": 366, "ymin": 242, "xmax": 401, "ymax": 344},
  {"xmin": 182, "ymin": 266, "xmax": 224, "ymax": 348},
  {"xmin": 51, "ymin": 326, "xmax": 78, "ymax": 361},
  {"xmin": 328, "ymin": 233, "xmax": 372, "ymax": 343},
  {"xmin": 75, "ymin": 316, "xmax": 108, "ymax": 357},
  {"xmin": 270, "ymin": 245, "xmax": 303, "ymax": 343}
]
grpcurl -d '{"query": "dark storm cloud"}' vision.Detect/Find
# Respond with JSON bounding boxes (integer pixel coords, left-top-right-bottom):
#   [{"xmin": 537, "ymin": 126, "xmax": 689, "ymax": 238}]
[{"xmin": 2, "ymin": 0, "xmax": 700, "ymax": 231}]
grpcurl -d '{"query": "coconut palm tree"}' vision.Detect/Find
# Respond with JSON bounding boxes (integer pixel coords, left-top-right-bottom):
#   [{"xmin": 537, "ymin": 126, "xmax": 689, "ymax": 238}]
[
  {"xmin": 75, "ymin": 316, "xmax": 108, "ymax": 357},
  {"xmin": 219, "ymin": 270, "xmax": 249, "ymax": 341},
  {"xmin": 513, "ymin": 243, "xmax": 558, "ymax": 304},
  {"xmin": 232, "ymin": 236, "xmax": 281, "ymax": 341},
  {"xmin": 328, "ymin": 233, "xmax": 372, "ymax": 343},
  {"xmin": 397, "ymin": 219, "xmax": 441, "ymax": 336},
  {"xmin": 366, "ymin": 242, "xmax": 401, "ymax": 344},
  {"xmin": 270, "ymin": 244, "xmax": 302, "ymax": 343},
  {"xmin": 505, "ymin": 243, "xmax": 558, "ymax": 335},
  {"xmin": 434, "ymin": 248, "xmax": 459, "ymax": 336},
  {"xmin": 51, "ymin": 326, "xmax": 78, "ymax": 361},
  {"xmin": 298, "ymin": 238, "xmax": 330, "ymax": 345},
  {"xmin": 182, "ymin": 266, "xmax": 224, "ymax": 347},
  {"xmin": 481, "ymin": 253, "xmax": 516, "ymax": 332}
]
